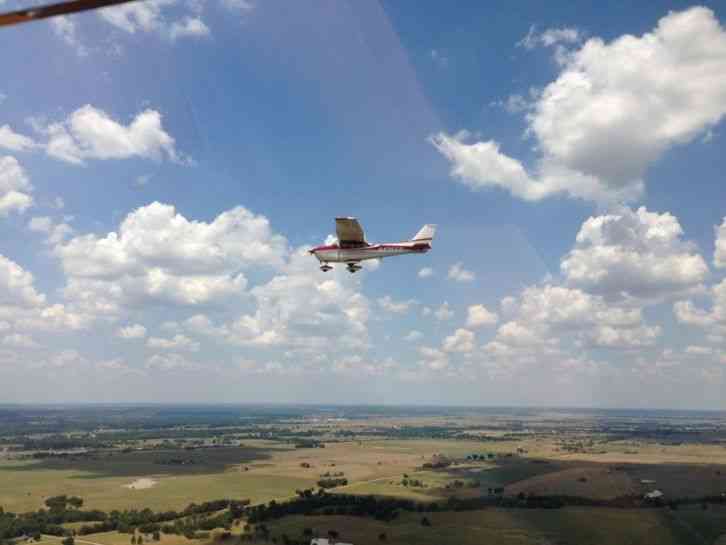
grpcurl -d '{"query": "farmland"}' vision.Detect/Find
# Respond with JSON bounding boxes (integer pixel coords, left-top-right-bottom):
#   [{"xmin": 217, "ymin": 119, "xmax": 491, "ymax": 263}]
[{"xmin": 2, "ymin": 405, "xmax": 726, "ymax": 545}]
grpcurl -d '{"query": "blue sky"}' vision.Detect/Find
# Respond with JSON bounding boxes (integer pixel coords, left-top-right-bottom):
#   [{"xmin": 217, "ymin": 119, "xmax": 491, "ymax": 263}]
[{"xmin": 1, "ymin": 0, "xmax": 726, "ymax": 407}]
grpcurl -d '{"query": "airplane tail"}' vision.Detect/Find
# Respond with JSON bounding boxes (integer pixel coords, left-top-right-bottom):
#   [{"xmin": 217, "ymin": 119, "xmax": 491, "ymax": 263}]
[{"xmin": 411, "ymin": 224, "xmax": 436, "ymax": 245}]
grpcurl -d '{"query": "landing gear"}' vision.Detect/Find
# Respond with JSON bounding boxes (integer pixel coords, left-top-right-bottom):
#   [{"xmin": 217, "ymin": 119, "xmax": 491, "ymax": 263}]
[
  {"xmin": 320, "ymin": 263, "xmax": 332, "ymax": 272},
  {"xmin": 346, "ymin": 262, "xmax": 362, "ymax": 274}
]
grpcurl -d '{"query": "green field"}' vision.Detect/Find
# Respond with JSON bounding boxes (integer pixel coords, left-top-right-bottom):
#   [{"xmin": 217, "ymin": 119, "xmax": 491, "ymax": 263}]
[
  {"xmin": 0, "ymin": 445, "xmax": 316, "ymax": 512},
  {"xmin": 0, "ymin": 439, "xmax": 502, "ymax": 513}
]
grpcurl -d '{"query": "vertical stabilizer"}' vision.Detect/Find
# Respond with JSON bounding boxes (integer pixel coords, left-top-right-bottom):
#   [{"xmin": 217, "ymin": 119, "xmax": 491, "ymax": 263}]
[{"xmin": 411, "ymin": 224, "xmax": 436, "ymax": 244}]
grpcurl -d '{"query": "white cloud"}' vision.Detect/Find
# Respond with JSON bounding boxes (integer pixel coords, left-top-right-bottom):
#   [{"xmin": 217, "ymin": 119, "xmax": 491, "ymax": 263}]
[
  {"xmin": 146, "ymin": 353, "xmax": 198, "ymax": 371},
  {"xmin": 714, "ymin": 217, "xmax": 726, "ymax": 269},
  {"xmin": 518, "ymin": 25, "xmax": 582, "ymax": 49},
  {"xmin": 0, "ymin": 156, "xmax": 33, "ymax": 216},
  {"xmin": 466, "ymin": 304, "xmax": 498, "ymax": 328},
  {"xmin": 434, "ymin": 7, "xmax": 726, "ymax": 203},
  {"xmin": 169, "ymin": 17, "xmax": 210, "ymax": 40},
  {"xmin": 675, "ymin": 280, "xmax": 726, "ymax": 337},
  {"xmin": 117, "ymin": 323, "xmax": 146, "ymax": 339},
  {"xmin": 98, "ymin": 0, "xmax": 218, "ymax": 40},
  {"xmin": 588, "ymin": 324, "xmax": 661, "ymax": 348},
  {"xmin": 434, "ymin": 301, "xmax": 454, "ymax": 321},
  {"xmin": 56, "ymin": 202, "xmax": 287, "ymax": 312},
  {"xmin": 0, "ymin": 254, "xmax": 91, "ymax": 333},
  {"xmin": 442, "ymin": 328, "xmax": 475, "ymax": 353},
  {"xmin": 448, "ymin": 262, "xmax": 475, "ymax": 282},
  {"xmin": 418, "ymin": 346, "xmax": 449, "ymax": 370},
  {"xmin": 136, "ymin": 174, "xmax": 152, "ymax": 187},
  {"xmin": 51, "ymin": 16, "xmax": 88, "ymax": 56},
  {"xmin": 404, "ymin": 330, "xmax": 423, "ymax": 342},
  {"xmin": 28, "ymin": 216, "xmax": 73, "ymax": 245},
  {"xmin": 219, "ymin": 0, "xmax": 254, "ymax": 13},
  {"xmin": 0, "ymin": 255, "xmax": 45, "ymax": 307},
  {"xmin": 98, "ymin": 0, "xmax": 174, "ymax": 33},
  {"xmin": 39, "ymin": 105, "xmax": 180, "ymax": 165},
  {"xmin": 2, "ymin": 333, "xmax": 39, "ymax": 349},
  {"xmin": 0, "ymin": 125, "xmax": 36, "ymax": 152},
  {"xmin": 685, "ymin": 345, "xmax": 713, "ymax": 356},
  {"xmin": 495, "ymin": 320, "xmax": 547, "ymax": 348},
  {"xmin": 561, "ymin": 207, "xmax": 707, "ymax": 301},
  {"xmin": 184, "ymin": 247, "xmax": 371, "ymax": 354},
  {"xmin": 147, "ymin": 334, "xmax": 199, "ymax": 351},
  {"xmin": 377, "ymin": 295, "xmax": 416, "ymax": 314},
  {"xmin": 418, "ymin": 267, "xmax": 434, "ymax": 278}
]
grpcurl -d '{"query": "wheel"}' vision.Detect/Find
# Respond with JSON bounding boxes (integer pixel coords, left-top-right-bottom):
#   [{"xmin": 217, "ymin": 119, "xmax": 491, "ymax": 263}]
[{"xmin": 320, "ymin": 264, "xmax": 332, "ymax": 272}]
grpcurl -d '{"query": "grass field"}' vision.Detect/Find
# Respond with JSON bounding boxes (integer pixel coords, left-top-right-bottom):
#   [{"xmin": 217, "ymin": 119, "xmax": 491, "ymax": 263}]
[
  {"xmin": 4, "ymin": 437, "xmax": 726, "ymax": 516},
  {"xmin": 0, "ymin": 439, "xmax": 489, "ymax": 513},
  {"xmin": 256, "ymin": 508, "xmax": 698, "ymax": 545}
]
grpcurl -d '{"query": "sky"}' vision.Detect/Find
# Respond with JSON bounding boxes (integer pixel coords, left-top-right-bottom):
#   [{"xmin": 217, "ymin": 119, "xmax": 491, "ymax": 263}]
[{"xmin": 1, "ymin": 1, "xmax": 726, "ymax": 408}]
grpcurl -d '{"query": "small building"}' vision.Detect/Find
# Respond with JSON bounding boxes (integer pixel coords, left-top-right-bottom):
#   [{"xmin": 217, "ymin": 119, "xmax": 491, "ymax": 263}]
[
  {"xmin": 311, "ymin": 539, "xmax": 353, "ymax": 545},
  {"xmin": 640, "ymin": 479, "xmax": 656, "ymax": 485},
  {"xmin": 645, "ymin": 490, "xmax": 664, "ymax": 500}
]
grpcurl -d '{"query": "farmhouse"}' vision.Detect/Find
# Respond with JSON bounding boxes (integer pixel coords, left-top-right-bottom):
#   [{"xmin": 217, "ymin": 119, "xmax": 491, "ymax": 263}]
[{"xmin": 645, "ymin": 490, "xmax": 664, "ymax": 500}]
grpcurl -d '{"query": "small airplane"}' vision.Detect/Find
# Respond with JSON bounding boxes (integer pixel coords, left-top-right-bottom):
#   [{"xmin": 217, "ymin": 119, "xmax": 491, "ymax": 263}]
[{"xmin": 310, "ymin": 217, "xmax": 436, "ymax": 273}]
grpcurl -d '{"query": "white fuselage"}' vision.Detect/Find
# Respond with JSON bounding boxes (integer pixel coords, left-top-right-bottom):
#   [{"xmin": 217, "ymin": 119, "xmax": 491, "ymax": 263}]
[{"xmin": 311, "ymin": 241, "xmax": 430, "ymax": 263}]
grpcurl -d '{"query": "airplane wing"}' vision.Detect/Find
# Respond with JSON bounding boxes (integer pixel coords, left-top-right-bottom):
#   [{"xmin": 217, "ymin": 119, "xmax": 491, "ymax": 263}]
[{"xmin": 335, "ymin": 217, "xmax": 366, "ymax": 247}]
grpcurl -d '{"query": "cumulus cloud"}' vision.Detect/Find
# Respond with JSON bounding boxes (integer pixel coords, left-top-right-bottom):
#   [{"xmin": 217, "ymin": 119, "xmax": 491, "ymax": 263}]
[
  {"xmin": 147, "ymin": 334, "xmax": 199, "ymax": 351},
  {"xmin": 220, "ymin": 0, "xmax": 254, "ymax": 12},
  {"xmin": 418, "ymin": 346, "xmax": 449, "ymax": 370},
  {"xmin": 0, "ymin": 156, "xmax": 33, "ymax": 216},
  {"xmin": 674, "ymin": 280, "xmax": 726, "ymax": 341},
  {"xmin": 418, "ymin": 267, "xmax": 434, "ymax": 278},
  {"xmin": 518, "ymin": 25, "xmax": 582, "ymax": 49},
  {"xmin": 28, "ymin": 216, "xmax": 73, "ymax": 245},
  {"xmin": 466, "ymin": 304, "xmax": 498, "ymax": 328},
  {"xmin": 434, "ymin": 301, "xmax": 454, "ymax": 321},
  {"xmin": 587, "ymin": 324, "xmax": 661, "ymax": 348},
  {"xmin": 56, "ymin": 202, "xmax": 287, "ymax": 313},
  {"xmin": 51, "ymin": 16, "xmax": 88, "ymax": 56},
  {"xmin": 715, "ymin": 218, "xmax": 726, "ymax": 268},
  {"xmin": 404, "ymin": 330, "xmax": 423, "ymax": 342},
  {"xmin": 169, "ymin": 17, "xmax": 210, "ymax": 40},
  {"xmin": 442, "ymin": 328, "xmax": 475, "ymax": 353},
  {"xmin": 0, "ymin": 126, "xmax": 36, "ymax": 152},
  {"xmin": 0, "ymin": 254, "xmax": 90, "ymax": 333},
  {"xmin": 187, "ymin": 247, "xmax": 371, "ymax": 353},
  {"xmin": 0, "ymin": 255, "xmax": 45, "ymax": 307},
  {"xmin": 37, "ymin": 105, "xmax": 180, "ymax": 165},
  {"xmin": 561, "ymin": 207, "xmax": 707, "ymax": 301},
  {"xmin": 2, "ymin": 333, "xmax": 39, "ymax": 349},
  {"xmin": 377, "ymin": 295, "xmax": 416, "ymax": 314},
  {"xmin": 99, "ymin": 0, "xmax": 175, "ymax": 34},
  {"xmin": 434, "ymin": 7, "xmax": 726, "ymax": 203},
  {"xmin": 117, "ymin": 324, "xmax": 146, "ymax": 339},
  {"xmin": 146, "ymin": 353, "xmax": 198, "ymax": 371},
  {"xmin": 448, "ymin": 262, "xmax": 475, "ymax": 282}
]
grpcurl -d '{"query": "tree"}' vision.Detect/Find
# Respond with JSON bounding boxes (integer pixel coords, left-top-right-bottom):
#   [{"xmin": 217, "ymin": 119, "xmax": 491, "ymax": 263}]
[
  {"xmin": 421, "ymin": 516, "xmax": 431, "ymax": 527},
  {"xmin": 302, "ymin": 528, "xmax": 313, "ymax": 537},
  {"xmin": 328, "ymin": 530, "xmax": 339, "ymax": 540},
  {"xmin": 131, "ymin": 537, "xmax": 136, "ymax": 545},
  {"xmin": 378, "ymin": 532, "xmax": 387, "ymax": 541},
  {"xmin": 152, "ymin": 531, "xmax": 160, "ymax": 541},
  {"xmin": 62, "ymin": 537, "xmax": 74, "ymax": 545},
  {"xmin": 138, "ymin": 537, "xmax": 144, "ymax": 545}
]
